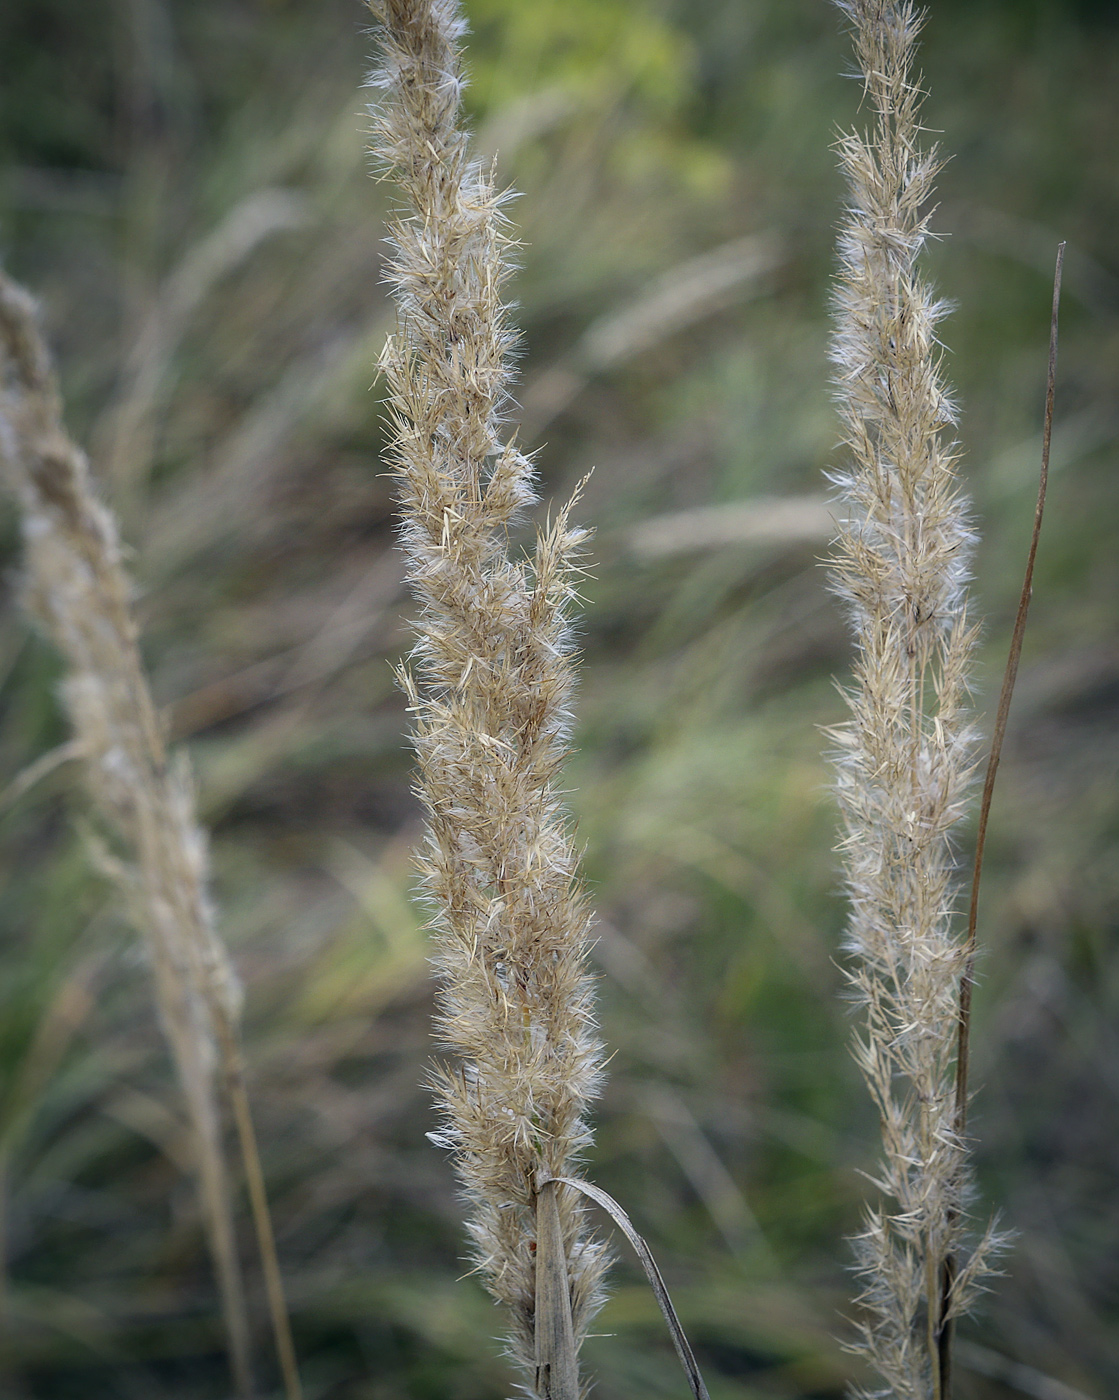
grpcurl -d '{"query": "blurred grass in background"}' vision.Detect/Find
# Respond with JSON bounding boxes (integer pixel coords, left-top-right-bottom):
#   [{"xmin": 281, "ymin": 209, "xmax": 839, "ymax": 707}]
[{"xmin": 0, "ymin": 0, "xmax": 1118, "ymax": 1396}]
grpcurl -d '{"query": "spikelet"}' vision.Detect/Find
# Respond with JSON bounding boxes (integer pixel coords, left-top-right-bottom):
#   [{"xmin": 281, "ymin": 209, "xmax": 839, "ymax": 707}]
[
  {"xmin": 367, "ymin": 0, "xmax": 608, "ymax": 1391},
  {"xmin": 828, "ymin": 4, "xmax": 1002, "ymax": 1395},
  {"xmin": 0, "ymin": 270, "xmax": 256, "ymax": 1396}
]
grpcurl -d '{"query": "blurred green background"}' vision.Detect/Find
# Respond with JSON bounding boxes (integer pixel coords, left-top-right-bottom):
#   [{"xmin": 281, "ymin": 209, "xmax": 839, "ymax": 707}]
[{"xmin": 1, "ymin": 0, "xmax": 1118, "ymax": 1396}]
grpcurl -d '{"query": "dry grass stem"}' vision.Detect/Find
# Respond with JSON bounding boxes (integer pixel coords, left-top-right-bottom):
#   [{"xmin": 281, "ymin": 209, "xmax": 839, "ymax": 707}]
[
  {"xmin": 101, "ymin": 188, "xmax": 310, "ymax": 495},
  {"xmin": 828, "ymin": 4, "xmax": 1003, "ymax": 1395},
  {"xmin": 367, "ymin": 0, "xmax": 607, "ymax": 1391},
  {"xmin": 0, "ymin": 270, "xmax": 302, "ymax": 1400},
  {"xmin": 519, "ymin": 233, "xmax": 782, "ymax": 439},
  {"xmin": 550, "ymin": 1174, "xmax": 712, "ymax": 1400},
  {"xmin": 956, "ymin": 243, "xmax": 1064, "ymax": 1138},
  {"xmin": 942, "ymin": 242, "xmax": 1064, "ymax": 1393},
  {"xmin": 627, "ymin": 495, "xmax": 833, "ymax": 560}
]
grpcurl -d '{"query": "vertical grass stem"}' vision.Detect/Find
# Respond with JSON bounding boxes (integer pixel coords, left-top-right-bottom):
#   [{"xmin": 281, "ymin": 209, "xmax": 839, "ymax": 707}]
[{"xmin": 938, "ymin": 240, "xmax": 1065, "ymax": 1398}]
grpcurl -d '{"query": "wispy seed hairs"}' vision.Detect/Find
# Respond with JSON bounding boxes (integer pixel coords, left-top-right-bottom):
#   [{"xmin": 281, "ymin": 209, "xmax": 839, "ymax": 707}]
[
  {"xmin": 0, "ymin": 269, "xmax": 255, "ymax": 1395},
  {"xmin": 367, "ymin": 0, "xmax": 608, "ymax": 1395},
  {"xmin": 828, "ymin": 4, "xmax": 1003, "ymax": 1396},
  {"xmin": 0, "ymin": 270, "xmax": 303, "ymax": 1400}
]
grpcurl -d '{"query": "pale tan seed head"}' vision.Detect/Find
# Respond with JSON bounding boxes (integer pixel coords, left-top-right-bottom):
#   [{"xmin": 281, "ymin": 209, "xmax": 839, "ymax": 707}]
[
  {"xmin": 367, "ymin": 0, "xmax": 608, "ymax": 1389},
  {"xmin": 828, "ymin": 4, "xmax": 1004, "ymax": 1396}
]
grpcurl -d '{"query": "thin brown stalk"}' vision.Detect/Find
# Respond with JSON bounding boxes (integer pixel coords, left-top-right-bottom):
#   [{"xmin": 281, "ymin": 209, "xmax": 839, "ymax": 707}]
[
  {"xmin": 938, "ymin": 241, "xmax": 1065, "ymax": 1396},
  {"xmin": 214, "ymin": 1009, "xmax": 304, "ymax": 1400},
  {"xmin": 955, "ymin": 241, "xmax": 1065, "ymax": 1140},
  {"xmin": 0, "ymin": 269, "xmax": 301, "ymax": 1400}
]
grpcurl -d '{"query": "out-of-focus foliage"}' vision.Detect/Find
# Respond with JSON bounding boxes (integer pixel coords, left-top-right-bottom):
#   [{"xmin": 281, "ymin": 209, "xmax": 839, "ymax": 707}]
[{"xmin": 0, "ymin": 1, "xmax": 1117, "ymax": 1397}]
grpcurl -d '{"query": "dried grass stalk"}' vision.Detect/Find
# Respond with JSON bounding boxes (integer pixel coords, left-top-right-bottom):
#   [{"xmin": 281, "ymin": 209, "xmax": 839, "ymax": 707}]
[
  {"xmin": 0, "ymin": 270, "xmax": 301, "ymax": 1400},
  {"xmin": 367, "ymin": 0, "xmax": 607, "ymax": 1392},
  {"xmin": 828, "ymin": 4, "xmax": 1003, "ymax": 1396}
]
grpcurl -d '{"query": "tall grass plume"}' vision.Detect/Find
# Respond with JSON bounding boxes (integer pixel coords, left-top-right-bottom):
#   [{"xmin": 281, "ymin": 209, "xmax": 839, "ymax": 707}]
[
  {"xmin": 368, "ymin": 1, "xmax": 608, "ymax": 1394},
  {"xmin": 0, "ymin": 270, "xmax": 302, "ymax": 1400},
  {"xmin": 828, "ymin": 3, "xmax": 1003, "ymax": 1395}
]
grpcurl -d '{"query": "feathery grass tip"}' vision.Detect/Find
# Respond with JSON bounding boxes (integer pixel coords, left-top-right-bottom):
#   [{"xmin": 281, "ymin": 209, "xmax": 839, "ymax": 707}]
[
  {"xmin": 828, "ymin": 4, "xmax": 1003, "ymax": 1395},
  {"xmin": 367, "ymin": 1, "xmax": 608, "ymax": 1393}
]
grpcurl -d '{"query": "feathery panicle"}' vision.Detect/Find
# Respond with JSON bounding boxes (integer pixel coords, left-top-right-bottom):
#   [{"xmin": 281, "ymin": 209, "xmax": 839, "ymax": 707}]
[
  {"xmin": 367, "ymin": 0, "xmax": 608, "ymax": 1391},
  {"xmin": 0, "ymin": 270, "xmax": 302, "ymax": 1400},
  {"xmin": 0, "ymin": 269, "xmax": 251, "ymax": 1393},
  {"xmin": 828, "ymin": 5, "xmax": 1002, "ymax": 1396}
]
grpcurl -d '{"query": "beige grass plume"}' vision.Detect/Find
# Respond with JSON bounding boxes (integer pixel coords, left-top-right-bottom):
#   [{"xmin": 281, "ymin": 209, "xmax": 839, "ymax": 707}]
[
  {"xmin": 828, "ymin": 4, "xmax": 1003, "ymax": 1396},
  {"xmin": 367, "ymin": 1, "xmax": 608, "ymax": 1394},
  {"xmin": 0, "ymin": 272, "xmax": 301, "ymax": 1400}
]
